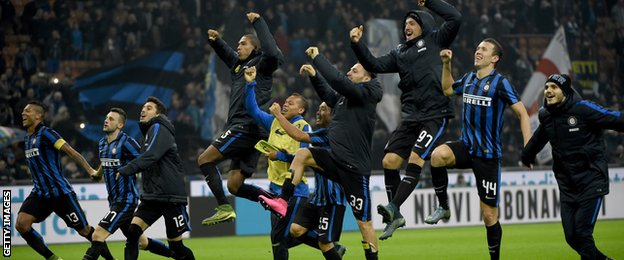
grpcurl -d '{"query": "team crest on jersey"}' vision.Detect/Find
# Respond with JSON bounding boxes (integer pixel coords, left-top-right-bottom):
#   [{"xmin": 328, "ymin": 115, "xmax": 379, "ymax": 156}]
[
  {"xmin": 484, "ymin": 84, "xmax": 490, "ymax": 91},
  {"xmin": 32, "ymin": 138, "xmax": 36, "ymax": 145},
  {"xmin": 112, "ymin": 146, "xmax": 117, "ymax": 155},
  {"xmin": 568, "ymin": 116, "xmax": 577, "ymax": 126},
  {"xmin": 235, "ymin": 64, "xmax": 241, "ymax": 73},
  {"xmin": 416, "ymin": 39, "xmax": 425, "ymax": 48}
]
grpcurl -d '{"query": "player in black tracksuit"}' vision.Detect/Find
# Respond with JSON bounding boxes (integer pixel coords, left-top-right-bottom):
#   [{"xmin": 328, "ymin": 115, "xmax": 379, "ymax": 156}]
[
  {"xmin": 291, "ymin": 47, "xmax": 382, "ymax": 260},
  {"xmin": 350, "ymin": 0, "xmax": 462, "ymax": 239},
  {"xmin": 522, "ymin": 74, "xmax": 623, "ymax": 260},
  {"xmin": 118, "ymin": 97, "xmax": 194, "ymax": 260},
  {"xmin": 199, "ymin": 12, "xmax": 285, "ymax": 226}
]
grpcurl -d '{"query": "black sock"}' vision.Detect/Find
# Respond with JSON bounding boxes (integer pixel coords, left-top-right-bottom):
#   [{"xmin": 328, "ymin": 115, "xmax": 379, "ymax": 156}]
[
  {"xmin": 235, "ymin": 183, "xmax": 265, "ymax": 202},
  {"xmin": 391, "ymin": 163, "xmax": 421, "ymax": 208},
  {"xmin": 322, "ymin": 247, "xmax": 341, "ymax": 260},
  {"xmin": 145, "ymin": 238, "xmax": 174, "ymax": 257},
  {"xmin": 296, "ymin": 231, "xmax": 320, "ymax": 249},
  {"xmin": 169, "ymin": 240, "xmax": 195, "ymax": 260},
  {"xmin": 80, "ymin": 227, "xmax": 114, "ymax": 260},
  {"xmin": 383, "ymin": 168, "xmax": 401, "ymax": 202},
  {"xmin": 125, "ymin": 224, "xmax": 143, "ymax": 260},
  {"xmin": 272, "ymin": 242, "xmax": 289, "ymax": 260},
  {"xmin": 362, "ymin": 241, "xmax": 378, "ymax": 260},
  {"xmin": 486, "ymin": 221, "xmax": 502, "ymax": 260},
  {"xmin": 83, "ymin": 241, "xmax": 106, "ymax": 260},
  {"xmin": 200, "ymin": 162, "xmax": 229, "ymax": 205},
  {"xmin": 21, "ymin": 228, "xmax": 53, "ymax": 258},
  {"xmin": 431, "ymin": 165, "xmax": 449, "ymax": 210},
  {"xmin": 280, "ymin": 177, "xmax": 295, "ymax": 200}
]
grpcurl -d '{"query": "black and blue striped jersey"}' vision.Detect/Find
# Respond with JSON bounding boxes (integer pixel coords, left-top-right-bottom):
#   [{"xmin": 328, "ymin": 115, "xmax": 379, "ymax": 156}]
[
  {"xmin": 308, "ymin": 128, "xmax": 347, "ymax": 207},
  {"xmin": 453, "ymin": 70, "xmax": 521, "ymax": 158},
  {"xmin": 98, "ymin": 131, "xmax": 141, "ymax": 205},
  {"xmin": 24, "ymin": 123, "xmax": 73, "ymax": 198}
]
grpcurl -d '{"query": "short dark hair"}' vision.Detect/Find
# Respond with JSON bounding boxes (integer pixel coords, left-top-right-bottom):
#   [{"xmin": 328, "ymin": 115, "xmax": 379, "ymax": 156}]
[
  {"xmin": 243, "ymin": 34, "xmax": 261, "ymax": 51},
  {"xmin": 26, "ymin": 100, "xmax": 47, "ymax": 115},
  {"xmin": 146, "ymin": 96, "xmax": 167, "ymax": 114},
  {"xmin": 290, "ymin": 93, "xmax": 308, "ymax": 117},
  {"xmin": 483, "ymin": 38, "xmax": 503, "ymax": 61},
  {"xmin": 109, "ymin": 107, "xmax": 127, "ymax": 124}
]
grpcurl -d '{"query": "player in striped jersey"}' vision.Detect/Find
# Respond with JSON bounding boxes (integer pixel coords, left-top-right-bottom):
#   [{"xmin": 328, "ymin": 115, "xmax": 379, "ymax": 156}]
[
  {"xmin": 262, "ymin": 101, "xmax": 348, "ymax": 260},
  {"xmin": 16, "ymin": 101, "xmax": 114, "ymax": 260},
  {"xmin": 83, "ymin": 108, "xmax": 173, "ymax": 259},
  {"xmin": 429, "ymin": 39, "xmax": 532, "ymax": 259}
]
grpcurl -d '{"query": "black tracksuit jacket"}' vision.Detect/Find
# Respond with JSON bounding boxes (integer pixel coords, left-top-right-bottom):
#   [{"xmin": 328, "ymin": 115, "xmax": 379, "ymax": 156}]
[
  {"xmin": 351, "ymin": 0, "xmax": 461, "ymax": 122},
  {"xmin": 522, "ymin": 92, "xmax": 624, "ymax": 202}
]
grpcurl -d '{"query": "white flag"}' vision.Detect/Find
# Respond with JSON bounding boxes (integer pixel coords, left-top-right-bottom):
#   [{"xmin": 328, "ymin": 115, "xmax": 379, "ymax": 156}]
[{"xmin": 520, "ymin": 26, "xmax": 572, "ymax": 164}]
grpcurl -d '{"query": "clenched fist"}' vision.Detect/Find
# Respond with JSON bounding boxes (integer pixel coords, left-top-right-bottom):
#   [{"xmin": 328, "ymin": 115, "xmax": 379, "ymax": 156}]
[
  {"xmin": 207, "ymin": 29, "xmax": 220, "ymax": 41},
  {"xmin": 350, "ymin": 25, "xmax": 364, "ymax": 43},
  {"xmin": 440, "ymin": 49, "xmax": 453, "ymax": 64},
  {"xmin": 299, "ymin": 64, "xmax": 316, "ymax": 77},
  {"xmin": 247, "ymin": 12, "xmax": 260, "ymax": 23},
  {"xmin": 305, "ymin": 47, "xmax": 319, "ymax": 59},
  {"xmin": 269, "ymin": 103, "xmax": 282, "ymax": 115},
  {"xmin": 244, "ymin": 66, "xmax": 257, "ymax": 83}
]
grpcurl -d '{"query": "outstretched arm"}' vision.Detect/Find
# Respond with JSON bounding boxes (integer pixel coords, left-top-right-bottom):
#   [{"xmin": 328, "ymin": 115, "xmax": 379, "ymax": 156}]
[
  {"xmin": 208, "ymin": 29, "xmax": 238, "ymax": 68},
  {"xmin": 426, "ymin": 0, "xmax": 462, "ymax": 48},
  {"xmin": 578, "ymin": 101, "xmax": 624, "ymax": 132},
  {"xmin": 308, "ymin": 47, "xmax": 373, "ymax": 102},
  {"xmin": 350, "ymin": 25, "xmax": 399, "ymax": 73},
  {"xmin": 60, "ymin": 143, "xmax": 97, "ymax": 177},
  {"xmin": 249, "ymin": 12, "xmax": 283, "ymax": 73},
  {"xmin": 244, "ymin": 66, "xmax": 273, "ymax": 130}
]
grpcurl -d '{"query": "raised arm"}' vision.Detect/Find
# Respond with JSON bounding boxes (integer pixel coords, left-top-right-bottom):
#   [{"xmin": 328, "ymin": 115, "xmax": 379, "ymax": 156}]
[
  {"xmin": 350, "ymin": 26, "xmax": 400, "ymax": 73},
  {"xmin": 426, "ymin": 0, "xmax": 462, "ymax": 48},
  {"xmin": 244, "ymin": 66, "xmax": 274, "ymax": 130},
  {"xmin": 440, "ymin": 49, "xmax": 454, "ymax": 96},
  {"xmin": 248, "ymin": 12, "xmax": 283, "ymax": 74},
  {"xmin": 300, "ymin": 64, "xmax": 340, "ymax": 107},
  {"xmin": 208, "ymin": 29, "xmax": 238, "ymax": 68},
  {"xmin": 308, "ymin": 47, "xmax": 374, "ymax": 102}
]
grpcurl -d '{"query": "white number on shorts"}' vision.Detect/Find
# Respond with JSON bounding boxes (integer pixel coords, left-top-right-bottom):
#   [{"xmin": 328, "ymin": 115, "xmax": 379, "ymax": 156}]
[
  {"xmin": 319, "ymin": 217, "xmax": 329, "ymax": 230},
  {"xmin": 417, "ymin": 130, "xmax": 434, "ymax": 148},
  {"xmin": 104, "ymin": 211, "xmax": 118, "ymax": 223},
  {"xmin": 66, "ymin": 212, "xmax": 79, "ymax": 223},
  {"xmin": 349, "ymin": 195, "xmax": 363, "ymax": 211},
  {"xmin": 173, "ymin": 215, "xmax": 186, "ymax": 228},
  {"xmin": 482, "ymin": 180, "xmax": 497, "ymax": 196},
  {"xmin": 220, "ymin": 130, "xmax": 232, "ymax": 139}
]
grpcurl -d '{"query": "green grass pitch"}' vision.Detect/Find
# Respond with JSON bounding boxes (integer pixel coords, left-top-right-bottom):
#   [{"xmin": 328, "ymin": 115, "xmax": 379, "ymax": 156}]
[{"xmin": 9, "ymin": 219, "xmax": 623, "ymax": 259}]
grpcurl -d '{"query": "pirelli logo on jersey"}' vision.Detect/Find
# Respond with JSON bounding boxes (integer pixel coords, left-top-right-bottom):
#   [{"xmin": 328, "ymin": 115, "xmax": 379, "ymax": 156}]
[
  {"xmin": 25, "ymin": 148, "xmax": 40, "ymax": 158},
  {"xmin": 463, "ymin": 93, "xmax": 492, "ymax": 107},
  {"xmin": 101, "ymin": 158, "xmax": 121, "ymax": 167}
]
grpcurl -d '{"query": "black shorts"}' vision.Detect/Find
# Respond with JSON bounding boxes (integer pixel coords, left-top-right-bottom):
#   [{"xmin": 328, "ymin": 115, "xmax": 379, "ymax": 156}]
[
  {"xmin": 447, "ymin": 141, "xmax": 501, "ymax": 207},
  {"xmin": 98, "ymin": 203, "xmax": 137, "ymax": 233},
  {"xmin": 134, "ymin": 200, "xmax": 191, "ymax": 239},
  {"xmin": 212, "ymin": 125, "xmax": 263, "ymax": 177},
  {"xmin": 384, "ymin": 118, "xmax": 449, "ymax": 159},
  {"xmin": 309, "ymin": 147, "xmax": 372, "ymax": 221},
  {"xmin": 294, "ymin": 203, "xmax": 345, "ymax": 244},
  {"xmin": 19, "ymin": 191, "xmax": 89, "ymax": 231},
  {"xmin": 271, "ymin": 196, "xmax": 307, "ymax": 243}
]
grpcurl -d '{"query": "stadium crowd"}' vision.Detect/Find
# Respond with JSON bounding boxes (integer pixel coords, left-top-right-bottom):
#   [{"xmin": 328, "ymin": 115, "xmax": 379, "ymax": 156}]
[{"xmin": 0, "ymin": 0, "xmax": 623, "ymax": 185}]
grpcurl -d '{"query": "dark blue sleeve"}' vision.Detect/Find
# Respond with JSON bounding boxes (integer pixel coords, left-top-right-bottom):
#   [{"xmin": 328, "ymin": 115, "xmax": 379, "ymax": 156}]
[
  {"xmin": 276, "ymin": 151, "xmax": 295, "ymax": 163},
  {"xmin": 453, "ymin": 73, "xmax": 469, "ymax": 95},
  {"xmin": 123, "ymin": 136, "xmax": 142, "ymax": 159},
  {"xmin": 578, "ymin": 101, "xmax": 624, "ymax": 131},
  {"xmin": 245, "ymin": 81, "xmax": 274, "ymax": 130},
  {"xmin": 497, "ymin": 77, "xmax": 520, "ymax": 105},
  {"xmin": 309, "ymin": 128, "xmax": 330, "ymax": 147}
]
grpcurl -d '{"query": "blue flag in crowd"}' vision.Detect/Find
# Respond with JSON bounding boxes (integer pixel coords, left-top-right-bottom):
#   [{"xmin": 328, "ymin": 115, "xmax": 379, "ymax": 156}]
[{"xmin": 72, "ymin": 51, "xmax": 185, "ymax": 141}]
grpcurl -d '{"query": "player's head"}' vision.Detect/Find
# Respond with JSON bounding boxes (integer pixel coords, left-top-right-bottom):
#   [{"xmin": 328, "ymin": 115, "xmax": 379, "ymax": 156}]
[
  {"xmin": 316, "ymin": 102, "xmax": 332, "ymax": 127},
  {"xmin": 238, "ymin": 34, "xmax": 261, "ymax": 61},
  {"xmin": 103, "ymin": 107, "xmax": 127, "ymax": 134},
  {"xmin": 403, "ymin": 10, "xmax": 433, "ymax": 42},
  {"xmin": 141, "ymin": 96, "xmax": 166, "ymax": 123},
  {"xmin": 347, "ymin": 63, "xmax": 375, "ymax": 83},
  {"xmin": 474, "ymin": 38, "xmax": 503, "ymax": 69},
  {"xmin": 282, "ymin": 93, "xmax": 308, "ymax": 119},
  {"xmin": 22, "ymin": 101, "xmax": 46, "ymax": 129},
  {"xmin": 544, "ymin": 74, "xmax": 572, "ymax": 106}
]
